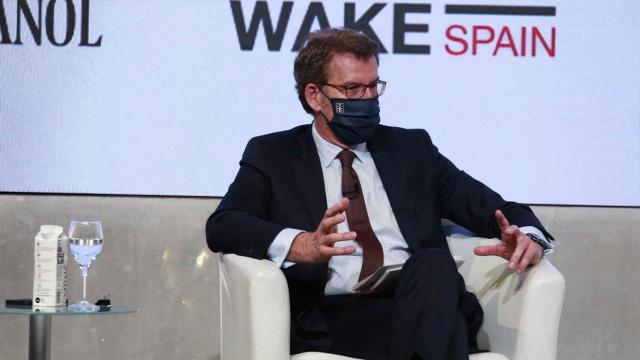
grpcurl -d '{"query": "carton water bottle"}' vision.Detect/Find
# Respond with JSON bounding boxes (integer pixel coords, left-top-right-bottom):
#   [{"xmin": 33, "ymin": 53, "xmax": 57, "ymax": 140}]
[{"xmin": 32, "ymin": 225, "xmax": 68, "ymax": 308}]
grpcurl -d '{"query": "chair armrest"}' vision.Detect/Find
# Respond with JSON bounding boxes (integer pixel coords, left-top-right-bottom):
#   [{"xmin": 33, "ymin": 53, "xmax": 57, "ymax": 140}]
[
  {"xmin": 461, "ymin": 238, "xmax": 565, "ymax": 360},
  {"xmin": 219, "ymin": 253, "xmax": 291, "ymax": 360},
  {"xmin": 510, "ymin": 258, "xmax": 565, "ymax": 360}
]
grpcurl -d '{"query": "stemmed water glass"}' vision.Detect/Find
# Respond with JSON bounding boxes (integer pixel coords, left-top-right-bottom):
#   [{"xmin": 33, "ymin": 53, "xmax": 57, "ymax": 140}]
[{"xmin": 68, "ymin": 221, "xmax": 104, "ymax": 312}]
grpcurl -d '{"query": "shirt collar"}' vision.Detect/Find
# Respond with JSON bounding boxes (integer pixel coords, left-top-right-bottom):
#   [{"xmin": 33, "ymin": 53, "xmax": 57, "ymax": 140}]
[{"xmin": 311, "ymin": 121, "xmax": 368, "ymax": 168}]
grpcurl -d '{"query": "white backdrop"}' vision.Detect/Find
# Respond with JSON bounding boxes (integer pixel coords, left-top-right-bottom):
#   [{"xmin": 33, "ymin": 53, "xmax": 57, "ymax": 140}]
[{"xmin": 0, "ymin": 0, "xmax": 638, "ymax": 206}]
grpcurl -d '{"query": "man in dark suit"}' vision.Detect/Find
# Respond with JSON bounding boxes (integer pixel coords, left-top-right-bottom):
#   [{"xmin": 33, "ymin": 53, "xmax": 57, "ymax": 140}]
[{"xmin": 206, "ymin": 28, "xmax": 554, "ymax": 360}]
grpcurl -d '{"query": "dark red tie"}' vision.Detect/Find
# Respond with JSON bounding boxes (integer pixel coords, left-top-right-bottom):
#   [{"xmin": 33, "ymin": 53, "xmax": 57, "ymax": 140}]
[{"xmin": 338, "ymin": 150, "xmax": 384, "ymax": 281}]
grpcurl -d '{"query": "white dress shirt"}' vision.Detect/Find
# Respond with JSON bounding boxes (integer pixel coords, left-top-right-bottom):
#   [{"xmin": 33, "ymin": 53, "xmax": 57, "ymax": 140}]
[{"xmin": 267, "ymin": 122, "xmax": 552, "ymax": 295}]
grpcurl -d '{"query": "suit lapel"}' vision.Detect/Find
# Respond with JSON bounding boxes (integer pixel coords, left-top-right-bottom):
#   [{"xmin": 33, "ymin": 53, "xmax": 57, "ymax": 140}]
[{"xmin": 290, "ymin": 126, "xmax": 327, "ymax": 228}]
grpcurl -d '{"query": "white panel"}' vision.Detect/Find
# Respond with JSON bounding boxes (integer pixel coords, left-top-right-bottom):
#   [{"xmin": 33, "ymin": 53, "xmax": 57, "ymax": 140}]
[{"xmin": 0, "ymin": 0, "xmax": 638, "ymax": 205}]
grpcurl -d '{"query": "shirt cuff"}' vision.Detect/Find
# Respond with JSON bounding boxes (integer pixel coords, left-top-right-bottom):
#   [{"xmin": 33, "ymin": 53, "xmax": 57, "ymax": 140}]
[
  {"xmin": 267, "ymin": 228, "xmax": 303, "ymax": 268},
  {"xmin": 520, "ymin": 226, "xmax": 555, "ymax": 255}
]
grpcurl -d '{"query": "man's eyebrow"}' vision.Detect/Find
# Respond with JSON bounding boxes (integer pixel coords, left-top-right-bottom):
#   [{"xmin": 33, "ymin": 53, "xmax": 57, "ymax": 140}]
[
  {"xmin": 343, "ymin": 77, "xmax": 380, "ymax": 86},
  {"xmin": 364, "ymin": 77, "xmax": 380, "ymax": 86}
]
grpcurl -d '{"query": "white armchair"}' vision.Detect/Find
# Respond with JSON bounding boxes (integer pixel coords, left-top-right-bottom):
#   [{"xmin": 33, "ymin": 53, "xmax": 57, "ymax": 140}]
[{"xmin": 218, "ymin": 234, "xmax": 565, "ymax": 360}]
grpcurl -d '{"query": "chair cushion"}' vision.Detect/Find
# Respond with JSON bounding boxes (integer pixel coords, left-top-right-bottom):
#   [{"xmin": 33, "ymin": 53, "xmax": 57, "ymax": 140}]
[
  {"xmin": 291, "ymin": 351, "xmax": 508, "ymax": 360},
  {"xmin": 470, "ymin": 352, "xmax": 509, "ymax": 360},
  {"xmin": 291, "ymin": 352, "xmax": 359, "ymax": 359}
]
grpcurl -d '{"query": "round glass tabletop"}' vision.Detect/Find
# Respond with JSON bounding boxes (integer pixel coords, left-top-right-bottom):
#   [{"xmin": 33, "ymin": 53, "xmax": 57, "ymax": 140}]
[{"xmin": 0, "ymin": 306, "xmax": 136, "ymax": 316}]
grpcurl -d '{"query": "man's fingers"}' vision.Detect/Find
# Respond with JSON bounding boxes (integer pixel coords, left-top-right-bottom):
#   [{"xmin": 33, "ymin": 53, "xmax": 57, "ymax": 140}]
[
  {"xmin": 504, "ymin": 225, "xmax": 519, "ymax": 235},
  {"xmin": 508, "ymin": 234, "xmax": 530, "ymax": 270},
  {"xmin": 321, "ymin": 232, "xmax": 357, "ymax": 246},
  {"xmin": 474, "ymin": 244, "xmax": 509, "ymax": 258},
  {"xmin": 495, "ymin": 210, "xmax": 510, "ymax": 230},
  {"xmin": 517, "ymin": 243, "xmax": 543, "ymax": 273},
  {"xmin": 495, "ymin": 210, "xmax": 510, "ymax": 231},
  {"xmin": 501, "ymin": 225, "xmax": 521, "ymax": 244},
  {"xmin": 319, "ymin": 244, "xmax": 356, "ymax": 256},
  {"xmin": 318, "ymin": 213, "xmax": 346, "ymax": 233},
  {"xmin": 324, "ymin": 197, "xmax": 350, "ymax": 218},
  {"xmin": 319, "ymin": 198, "xmax": 352, "ymax": 233}
]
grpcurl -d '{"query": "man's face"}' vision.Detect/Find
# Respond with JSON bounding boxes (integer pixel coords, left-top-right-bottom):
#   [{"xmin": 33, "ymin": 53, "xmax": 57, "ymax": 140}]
[
  {"xmin": 318, "ymin": 53, "xmax": 379, "ymax": 119},
  {"xmin": 307, "ymin": 53, "xmax": 379, "ymax": 146}
]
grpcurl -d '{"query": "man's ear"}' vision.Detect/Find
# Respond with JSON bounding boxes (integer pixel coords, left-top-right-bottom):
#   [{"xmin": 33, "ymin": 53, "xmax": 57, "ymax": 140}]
[{"xmin": 304, "ymin": 83, "xmax": 324, "ymax": 113}]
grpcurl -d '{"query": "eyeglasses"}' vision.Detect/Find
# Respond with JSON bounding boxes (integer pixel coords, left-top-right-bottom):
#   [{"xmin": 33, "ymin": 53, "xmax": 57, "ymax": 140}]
[{"xmin": 322, "ymin": 80, "xmax": 387, "ymax": 99}]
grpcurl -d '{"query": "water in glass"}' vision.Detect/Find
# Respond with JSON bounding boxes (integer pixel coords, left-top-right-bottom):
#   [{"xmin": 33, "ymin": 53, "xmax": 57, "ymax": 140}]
[{"xmin": 68, "ymin": 221, "xmax": 103, "ymax": 312}]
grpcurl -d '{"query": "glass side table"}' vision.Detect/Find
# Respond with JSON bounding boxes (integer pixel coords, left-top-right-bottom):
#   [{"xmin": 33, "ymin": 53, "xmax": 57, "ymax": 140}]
[{"xmin": 0, "ymin": 306, "xmax": 136, "ymax": 360}]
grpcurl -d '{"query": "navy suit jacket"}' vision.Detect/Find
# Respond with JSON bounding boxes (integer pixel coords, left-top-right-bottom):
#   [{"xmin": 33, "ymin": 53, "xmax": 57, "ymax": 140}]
[{"xmin": 206, "ymin": 123, "xmax": 552, "ymax": 352}]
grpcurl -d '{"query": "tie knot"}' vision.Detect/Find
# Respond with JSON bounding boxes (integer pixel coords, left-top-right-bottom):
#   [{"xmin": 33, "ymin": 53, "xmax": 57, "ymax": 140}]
[{"xmin": 338, "ymin": 150, "xmax": 356, "ymax": 167}]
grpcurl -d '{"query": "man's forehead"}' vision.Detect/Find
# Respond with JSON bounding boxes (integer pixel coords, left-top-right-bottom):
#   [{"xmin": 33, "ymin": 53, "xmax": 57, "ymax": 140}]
[{"xmin": 326, "ymin": 53, "xmax": 379, "ymax": 83}]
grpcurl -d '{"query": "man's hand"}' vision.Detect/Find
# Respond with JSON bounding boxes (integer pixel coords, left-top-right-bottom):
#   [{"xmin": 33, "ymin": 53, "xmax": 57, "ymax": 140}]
[
  {"xmin": 473, "ymin": 210, "xmax": 543, "ymax": 274},
  {"xmin": 287, "ymin": 197, "xmax": 357, "ymax": 263}
]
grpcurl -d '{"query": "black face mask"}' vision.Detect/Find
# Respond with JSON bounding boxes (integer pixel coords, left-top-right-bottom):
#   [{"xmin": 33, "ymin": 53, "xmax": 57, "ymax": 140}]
[{"xmin": 321, "ymin": 95, "xmax": 380, "ymax": 146}]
